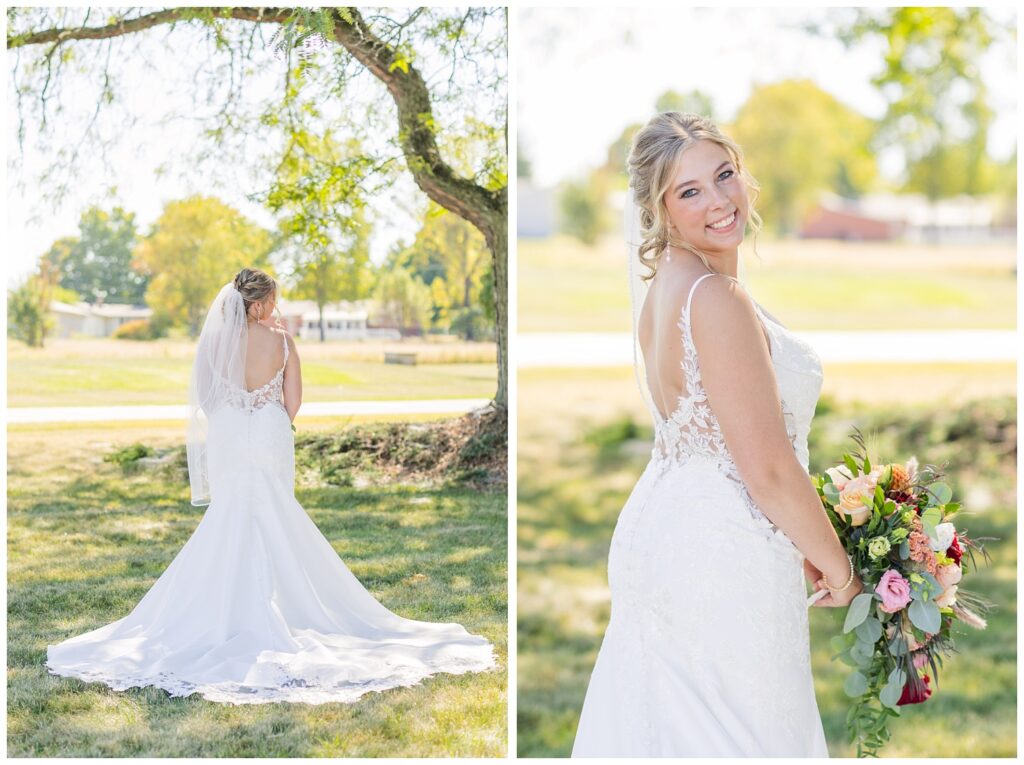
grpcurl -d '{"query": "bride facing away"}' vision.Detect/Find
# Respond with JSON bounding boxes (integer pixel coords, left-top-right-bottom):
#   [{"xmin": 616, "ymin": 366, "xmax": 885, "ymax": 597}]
[
  {"xmin": 571, "ymin": 113, "xmax": 862, "ymax": 757},
  {"xmin": 46, "ymin": 268, "xmax": 496, "ymax": 705}
]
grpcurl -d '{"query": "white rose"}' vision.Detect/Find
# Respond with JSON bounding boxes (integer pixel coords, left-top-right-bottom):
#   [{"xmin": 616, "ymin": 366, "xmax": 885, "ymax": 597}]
[
  {"xmin": 930, "ymin": 522, "xmax": 956, "ymax": 552},
  {"xmin": 825, "ymin": 465, "xmax": 854, "ymax": 490}
]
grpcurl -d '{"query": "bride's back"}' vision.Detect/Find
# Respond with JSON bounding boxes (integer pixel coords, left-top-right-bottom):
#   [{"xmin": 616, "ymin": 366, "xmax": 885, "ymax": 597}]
[
  {"xmin": 638, "ymin": 258, "xmax": 708, "ymax": 420},
  {"xmin": 244, "ymin": 323, "xmax": 287, "ymax": 391}
]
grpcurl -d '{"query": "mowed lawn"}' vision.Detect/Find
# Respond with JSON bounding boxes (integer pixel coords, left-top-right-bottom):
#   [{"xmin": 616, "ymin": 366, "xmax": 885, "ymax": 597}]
[
  {"xmin": 518, "ymin": 235, "xmax": 1016, "ymax": 332},
  {"xmin": 516, "ymin": 364, "xmax": 1016, "ymax": 757},
  {"xmin": 7, "ymin": 338, "xmax": 497, "ymax": 407},
  {"xmin": 7, "ymin": 419, "xmax": 507, "ymax": 757}
]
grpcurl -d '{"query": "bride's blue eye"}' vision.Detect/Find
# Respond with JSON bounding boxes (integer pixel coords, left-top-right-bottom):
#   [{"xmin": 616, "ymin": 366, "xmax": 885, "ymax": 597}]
[{"xmin": 680, "ymin": 169, "xmax": 735, "ymax": 199}]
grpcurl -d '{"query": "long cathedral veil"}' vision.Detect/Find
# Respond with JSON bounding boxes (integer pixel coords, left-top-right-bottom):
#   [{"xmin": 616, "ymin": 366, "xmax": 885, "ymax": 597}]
[{"xmin": 186, "ymin": 283, "xmax": 248, "ymax": 506}]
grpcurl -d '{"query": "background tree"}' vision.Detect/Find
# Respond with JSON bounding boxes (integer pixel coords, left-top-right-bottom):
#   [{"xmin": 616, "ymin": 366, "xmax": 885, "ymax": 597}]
[
  {"xmin": 559, "ymin": 171, "xmax": 612, "ymax": 246},
  {"xmin": 372, "ymin": 265, "xmax": 431, "ymax": 334},
  {"xmin": 133, "ymin": 196, "xmax": 272, "ymax": 337},
  {"xmin": 8, "ymin": 6, "xmax": 509, "ymax": 409},
  {"xmin": 654, "ymin": 88, "xmax": 717, "ymax": 120},
  {"xmin": 730, "ymin": 79, "xmax": 878, "ymax": 233},
  {"xmin": 8, "ymin": 259, "xmax": 59, "ymax": 348},
  {"xmin": 39, "ymin": 206, "xmax": 146, "ymax": 305},
  {"xmin": 821, "ymin": 7, "xmax": 1005, "ymax": 200}
]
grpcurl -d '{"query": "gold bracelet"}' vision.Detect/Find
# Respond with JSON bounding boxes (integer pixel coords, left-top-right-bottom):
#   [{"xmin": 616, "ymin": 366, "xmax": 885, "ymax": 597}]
[{"xmin": 823, "ymin": 556, "xmax": 855, "ymax": 593}]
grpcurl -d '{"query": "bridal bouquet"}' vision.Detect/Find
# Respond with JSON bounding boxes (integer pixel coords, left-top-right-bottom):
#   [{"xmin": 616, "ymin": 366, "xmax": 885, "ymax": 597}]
[{"xmin": 811, "ymin": 430, "xmax": 991, "ymax": 757}]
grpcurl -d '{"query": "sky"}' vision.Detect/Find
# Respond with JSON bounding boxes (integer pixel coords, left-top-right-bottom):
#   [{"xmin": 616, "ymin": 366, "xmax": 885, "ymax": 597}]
[
  {"xmin": 517, "ymin": 6, "xmax": 1018, "ymax": 188},
  {"xmin": 6, "ymin": 9, "xmax": 505, "ymax": 288}
]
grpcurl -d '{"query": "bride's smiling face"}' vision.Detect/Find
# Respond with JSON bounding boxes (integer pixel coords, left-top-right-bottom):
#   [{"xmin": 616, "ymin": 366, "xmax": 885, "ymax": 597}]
[{"xmin": 662, "ymin": 139, "xmax": 748, "ymax": 254}]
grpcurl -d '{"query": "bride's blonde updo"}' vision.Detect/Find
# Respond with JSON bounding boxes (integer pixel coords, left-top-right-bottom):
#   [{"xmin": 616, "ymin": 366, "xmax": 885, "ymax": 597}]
[
  {"xmin": 627, "ymin": 112, "xmax": 762, "ymax": 280},
  {"xmin": 233, "ymin": 268, "xmax": 277, "ymax": 319}
]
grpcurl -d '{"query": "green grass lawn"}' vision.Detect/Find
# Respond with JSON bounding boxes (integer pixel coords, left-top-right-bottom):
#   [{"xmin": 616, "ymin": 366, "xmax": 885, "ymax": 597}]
[
  {"xmin": 7, "ymin": 420, "xmax": 507, "ymax": 757},
  {"xmin": 518, "ymin": 235, "xmax": 1016, "ymax": 332},
  {"xmin": 516, "ymin": 365, "xmax": 1016, "ymax": 757},
  {"xmin": 7, "ymin": 337, "xmax": 497, "ymax": 407}
]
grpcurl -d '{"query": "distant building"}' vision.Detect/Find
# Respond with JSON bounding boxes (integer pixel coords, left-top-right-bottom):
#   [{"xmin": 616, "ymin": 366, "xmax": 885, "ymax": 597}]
[
  {"xmin": 277, "ymin": 299, "xmax": 400, "ymax": 341},
  {"xmin": 49, "ymin": 301, "xmax": 152, "ymax": 338},
  {"xmin": 518, "ymin": 179, "xmax": 557, "ymax": 238},
  {"xmin": 800, "ymin": 192, "xmax": 1007, "ymax": 243}
]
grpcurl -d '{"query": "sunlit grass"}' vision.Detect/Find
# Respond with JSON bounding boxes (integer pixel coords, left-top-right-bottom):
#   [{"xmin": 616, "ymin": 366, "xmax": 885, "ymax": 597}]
[
  {"xmin": 7, "ymin": 337, "xmax": 497, "ymax": 407},
  {"xmin": 516, "ymin": 365, "xmax": 1016, "ymax": 757},
  {"xmin": 518, "ymin": 235, "xmax": 1016, "ymax": 332},
  {"xmin": 7, "ymin": 420, "xmax": 507, "ymax": 757}
]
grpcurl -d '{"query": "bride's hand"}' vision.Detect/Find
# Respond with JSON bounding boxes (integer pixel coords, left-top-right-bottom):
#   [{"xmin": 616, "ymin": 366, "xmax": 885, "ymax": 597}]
[
  {"xmin": 811, "ymin": 574, "xmax": 863, "ymax": 608},
  {"xmin": 803, "ymin": 559, "xmax": 823, "ymax": 586}
]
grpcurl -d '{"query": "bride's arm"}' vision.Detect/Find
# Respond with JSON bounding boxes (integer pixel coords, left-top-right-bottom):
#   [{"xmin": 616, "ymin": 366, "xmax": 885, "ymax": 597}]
[
  {"xmin": 690, "ymin": 276, "xmax": 861, "ymax": 607},
  {"xmin": 282, "ymin": 332, "xmax": 302, "ymax": 422}
]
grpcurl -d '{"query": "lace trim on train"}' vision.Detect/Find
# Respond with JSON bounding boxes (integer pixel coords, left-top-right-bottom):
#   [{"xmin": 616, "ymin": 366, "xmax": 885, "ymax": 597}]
[
  {"xmin": 649, "ymin": 305, "xmax": 799, "ymax": 543},
  {"xmin": 45, "ymin": 650, "xmax": 496, "ymax": 705}
]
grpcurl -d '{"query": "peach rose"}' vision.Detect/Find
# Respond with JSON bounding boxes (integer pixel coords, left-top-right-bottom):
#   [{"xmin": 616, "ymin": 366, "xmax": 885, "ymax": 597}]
[
  {"xmin": 825, "ymin": 465, "xmax": 854, "ymax": 490},
  {"xmin": 935, "ymin": 585, "xmax": 958, "ymax": 608},
  {"xmin": 935, "ymin": 562, "xmax": 963, "ymax": 590},
  {"xmin": 838, "ymin": 473, "xmax": 878, "ymax": 526}
]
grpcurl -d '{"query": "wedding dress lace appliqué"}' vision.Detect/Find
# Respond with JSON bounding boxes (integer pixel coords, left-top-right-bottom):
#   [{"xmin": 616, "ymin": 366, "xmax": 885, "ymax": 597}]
[
  {"xmin": 572, "ymin": 272, "xmax": 830, "ymax": 757},
  {"xmin": 46, "ymin": 330, "xmax": 496, "ymax": 705}
]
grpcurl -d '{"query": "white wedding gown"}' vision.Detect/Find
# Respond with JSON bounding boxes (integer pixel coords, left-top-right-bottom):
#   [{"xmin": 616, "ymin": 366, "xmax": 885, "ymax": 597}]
[
  {"xmin": 572, "ymin": 272, "xmax": 829, "ymax": 756},
  {"xmin": 46, "ymin": 331, "xmax": 496, "ymax": 704}
]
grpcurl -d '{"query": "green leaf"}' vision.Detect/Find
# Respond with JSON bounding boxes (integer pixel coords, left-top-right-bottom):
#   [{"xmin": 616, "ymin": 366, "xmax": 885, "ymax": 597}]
[
  {"xmin": 849, "ymin": 641, "xmax": 874, "ymax": 668},
  {"xmin": 879, "ymin": 680, "xmax": 903, "ymax": 709},
  {"xmin": 843, "ymin": 592, "xmax": 875, "ymax": 633},
  {"xmin": 823, "ymin": 483, "xmax": 840, "ymax": 504},
  {"xmin": 844, "ymin": 454, "xmax": 860, "ymax": 475},
  {"xmin": 930, "ymin": 482, "xmax": 953, "ymax": 504},
  {"xmin": 863, "ymin": 455, "xmax": 872, "ymax": 474},
  {"xmin": 908, "ymin": 598, "xmax": 941, "ymax": 634},
  {"xmin": 855, "ymin": 615, "xmax": 883, "ymax": 644},
  {"xmin": 887, "ymin": 667, "xmax": 907, "ymax": 687},
  {"xmin": 844, "ymin": 670, "xmax": 869, "ymax": 697}
]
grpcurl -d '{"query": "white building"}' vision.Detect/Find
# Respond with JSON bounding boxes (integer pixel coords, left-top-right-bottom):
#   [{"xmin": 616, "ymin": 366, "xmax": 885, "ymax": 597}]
[
  {"xmin": 49, "ymin": 301, "xmax": 152, "ymax": 338},
  {"xmin": 277, "ymin": 299, "xmax": 400, "ymax": 341}
]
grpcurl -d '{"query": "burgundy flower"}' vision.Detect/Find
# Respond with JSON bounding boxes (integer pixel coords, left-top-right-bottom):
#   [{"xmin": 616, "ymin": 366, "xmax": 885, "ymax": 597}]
[
  {"xmin": 946, "ymin": 533, "xmax": 963, "ymax": 565},
  {"xmin": 898, "ymin": 673, "xmax": 932, "ymax": 705}
]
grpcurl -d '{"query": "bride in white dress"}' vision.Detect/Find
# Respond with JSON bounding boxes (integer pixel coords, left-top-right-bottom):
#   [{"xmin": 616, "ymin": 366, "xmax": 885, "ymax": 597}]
[
  {"xmin": 46, "ymin": 268, "xmax": 496, "ymax": 704},
  {"xmin": 571, "ymin": 113, "xmax": 862, "ymax": 756}
]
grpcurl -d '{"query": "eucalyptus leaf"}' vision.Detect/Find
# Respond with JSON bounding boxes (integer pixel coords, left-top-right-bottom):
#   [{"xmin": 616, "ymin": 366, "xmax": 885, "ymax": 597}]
[
  {"xmin": 843, "ymin": 593, "xmax": 875, "ymax": 633},
  {"xmin": 879, "ymin": 680, "xmax": 903, "ymax": 709},
  {"xmin": 899, "ymin": 540, "xmax": 910, "ymax": 560},
  {"xmin": 908, "ymin": 598, "xmax": 941, "ymax": 634},
  {"xmin": 849, "ymin": 642, "xmax": 874, "ymax": 668},
  {"xmin": 887, "ymin": 667, "xmax": 907, "ymax": 687},
  {"xmin": 855, "ymin": 615, "xmax": 883, "ymax": 645},
  {"xmin": 823, "ymin": 483, "xmax": 840, "ymax": 504},
  {"xmin": 930, "ymin": 482, "xmax": 952, "ymax": 504},
  {"xmin": 843, "ymin": 670, "xmax": 869, "ymax": 697}
]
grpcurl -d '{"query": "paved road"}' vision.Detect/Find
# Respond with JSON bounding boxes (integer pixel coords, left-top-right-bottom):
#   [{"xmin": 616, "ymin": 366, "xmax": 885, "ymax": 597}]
[
  {"xmin": 519, "ymin": 330, "xmax": 1017, "ymax": 367},
  {"xmin": 8, "ymin": 398, "xmax": 493, "ymax": 425}
]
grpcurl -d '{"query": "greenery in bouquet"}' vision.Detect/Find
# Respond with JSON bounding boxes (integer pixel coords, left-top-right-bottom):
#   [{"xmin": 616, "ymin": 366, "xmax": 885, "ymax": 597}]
[{"xmin": 811, "ymin": 430, "xmax": 993, "ymax": 757}]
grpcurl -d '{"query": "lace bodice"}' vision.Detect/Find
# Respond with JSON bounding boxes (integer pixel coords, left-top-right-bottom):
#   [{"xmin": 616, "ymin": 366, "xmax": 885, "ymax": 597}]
[
  {"xmin": 646, "ymin": 272, "xmax": 824, "ymax": 536},
  {"xmin": 226, "ymin": 330, "xmax": 289, "ymax": 414}
]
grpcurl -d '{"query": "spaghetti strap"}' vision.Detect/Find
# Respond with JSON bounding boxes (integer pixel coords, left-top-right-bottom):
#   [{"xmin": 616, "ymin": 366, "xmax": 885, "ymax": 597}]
[{"xmin": 684, "ymin": 272, "xmax": 719, "ymax": 319}]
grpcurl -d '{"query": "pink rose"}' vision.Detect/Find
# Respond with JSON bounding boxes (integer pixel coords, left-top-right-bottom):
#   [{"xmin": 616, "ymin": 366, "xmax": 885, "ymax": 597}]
[
  {"xmin": 912, "ymin": 652, "xmax": 929, "ymax": 669},
  {"xmin": 877, "ymin": 569, "xmax": 912, "ymax": 613},
  {"xmin": 935, "ymin": 562, "xmax": 962, "ymax": 590}
]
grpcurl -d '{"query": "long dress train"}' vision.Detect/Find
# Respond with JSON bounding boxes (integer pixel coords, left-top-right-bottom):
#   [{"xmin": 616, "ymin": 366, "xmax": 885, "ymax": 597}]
[{"xmin": 46, "ymin": 331, "xmax": 496, "ymax": 705}]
